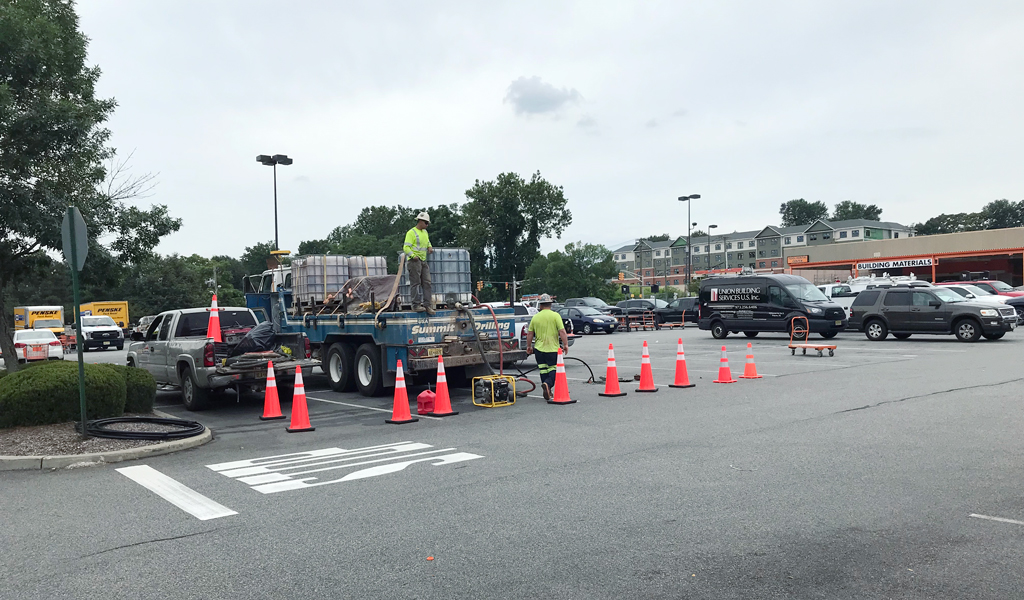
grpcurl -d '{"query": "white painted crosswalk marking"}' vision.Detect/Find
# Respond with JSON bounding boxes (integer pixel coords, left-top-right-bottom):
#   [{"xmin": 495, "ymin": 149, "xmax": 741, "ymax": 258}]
[
  {"xmin": 207, "ymin": 441, "xmax": 483, "ymax": 495},
  {"xmin": 117, "ymin": 465, "xmax": 237, "ymax": 521}
]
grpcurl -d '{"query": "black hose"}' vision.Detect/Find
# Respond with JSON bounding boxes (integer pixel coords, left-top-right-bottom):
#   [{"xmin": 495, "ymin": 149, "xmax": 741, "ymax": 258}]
[
  {"xmin": 562, "ymin": 356, "xmax": 596, "ymax": 383},
  {"xmin": 80, "ymin": 417, "xmax": 206, "ymax": 441}
]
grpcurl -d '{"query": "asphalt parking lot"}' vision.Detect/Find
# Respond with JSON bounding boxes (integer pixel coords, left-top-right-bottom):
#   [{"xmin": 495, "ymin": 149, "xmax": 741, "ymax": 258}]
[{"xmin": 3, "ymin": 326, "xmax": 1024, "ymax": 599}]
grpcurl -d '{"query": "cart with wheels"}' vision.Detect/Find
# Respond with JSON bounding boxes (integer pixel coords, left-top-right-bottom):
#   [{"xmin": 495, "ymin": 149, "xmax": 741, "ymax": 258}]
[{"xmin": 788, "ymin": 316, "xmax": 836, "ymax": 357}]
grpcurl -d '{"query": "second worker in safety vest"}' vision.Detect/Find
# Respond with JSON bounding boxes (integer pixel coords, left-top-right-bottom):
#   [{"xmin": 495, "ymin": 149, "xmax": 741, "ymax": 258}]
[{"xmin": 404, "ymin": 211, "xmax": 435, "ymax": 315}]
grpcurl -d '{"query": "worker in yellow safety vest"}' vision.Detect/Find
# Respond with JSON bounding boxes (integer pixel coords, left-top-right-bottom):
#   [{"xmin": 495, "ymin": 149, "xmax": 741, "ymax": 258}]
[{"xmin": 403, "ymin": 211, "xmax": 435, "ymax": 315}]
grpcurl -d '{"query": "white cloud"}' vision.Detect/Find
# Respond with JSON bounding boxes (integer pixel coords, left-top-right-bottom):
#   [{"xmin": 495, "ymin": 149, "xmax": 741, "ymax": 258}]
[{"xmin": 503, "ymin": 76, "xmax": 582, "ymax": 115}]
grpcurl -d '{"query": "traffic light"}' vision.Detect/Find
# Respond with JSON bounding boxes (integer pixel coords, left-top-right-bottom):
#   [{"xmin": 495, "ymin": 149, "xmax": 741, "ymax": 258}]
[
  {"xmin": 618, "ymin": 272, "xmax": 624, "ymax": 281},
  {"xmin": 621, "ymin": 285, "xmax": 629, "ymax": 294},
  {"xmin": 476, "ymin": 280, "xmax": 483, "ymax": 291},
  {"xmin": 651, "ymin": 284, "xmax": 660, "ymax": 293}
]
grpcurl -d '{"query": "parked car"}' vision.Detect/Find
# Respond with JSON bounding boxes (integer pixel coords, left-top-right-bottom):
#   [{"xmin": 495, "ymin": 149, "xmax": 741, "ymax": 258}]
[
  {"xmin": 937, "ymin": 284, "xmax": 1014, "ymax": 306},
  {"xmin": 13, "ymin": 329, "xmax": 64, "ymax": 363},
  {"xmin": 654, "ymin": 297, "xmax": 699, "ymax": 325},
  {"xmin": 936, "ymin": 280, "xmax": 1024, "ymax": 297},
  {"xmin": 1004, "ymin": 296, "xmax": 1024, "ymax": 324},
  {"xmin": 558, "ymin": 307, "xmax": 618, "ymax": 334},
  {"xmin": 848, "ymin": 286, "xmax": 1016, "ymax": 342},
  {"xmin": 698, "ymin": 274, "xmax": 847, "ymax": 340},
  {"xmin": 608, "ymin": 298, "xmax": 668, "ymax": 316},
  {"xmin": 565, "ymin": 297, "xmax": 615, "ymax": 314},
  {"xmin": 134, "ymin": 315, "xmax": 156, "ymax": 336},
  {"xmin": 80, "ymin": 315, "xmax": 125, "ymax": 351}
]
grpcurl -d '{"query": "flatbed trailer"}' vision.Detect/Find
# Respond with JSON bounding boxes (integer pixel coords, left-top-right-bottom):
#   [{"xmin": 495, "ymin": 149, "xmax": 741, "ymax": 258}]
[{"xmin": 249, "ymin": 290, "xmax": 526, "ymax": 397}]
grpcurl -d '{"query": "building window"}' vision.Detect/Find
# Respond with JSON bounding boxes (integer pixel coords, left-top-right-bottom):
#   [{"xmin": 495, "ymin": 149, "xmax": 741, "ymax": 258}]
[
  {"xmin": 822, "ymin": 233, "xmax": 831, "ymax": 239},
  {"xmin": 715, "ymin": 254, "xmax": 722, "ymax": 262},
  {"xmin": 749, "ymin": 263, "xmax": 756, "ymax": 268},
  {"xmin": 771, "ymin": 261, "xmax": 778, "ymax": 267},
  {"xmin": 864, "ymin": 229, "xmax": 871, "ymax": 236},
  {"xmin": 673, "ymin": 279, "xmax": 679, "ymax": 285},
  {"xmin": 726, "ymin": 242, "xmax": 733, "ymax": 249},
  {"xmin": 784, "ymin": 237, "xmax": 791, "ymax": 244},
  {"xmin": 737, "ymin": 241, "xmax": 743, "ymax": 249},
  {"xmin": 771, "ymin": 249, "xmax": 778, "ymax": 257},
  {"xmin": 797, "ymin": 235, "xmax": 804, "ymax": 242},
  {"xmin": 736, "ymin": 253, "xmax": 743, "ymax": 261},
  {"xmin": 704, "ymin": 246, "xmax": 709, "ymax": 252},
  {"xmin": 645, "ymin": 270, "xmax": 651, "ymax": 276},
  {"xmin": 715, "ymin": 244, "xmax": 721, "ymax": 251},
  {"xmin": 759, "ymin": 250, "xmax": 766, "ymax": 257},
  {"xmin": 839, "ymin": 231, "xmax": 847, "ymax": 239},
  {"xmin": 771, "ymin": 238, "xmax": 778, "ymax": 245},
  {"xmin": 852, "ymin": 230, "xmax": 859, "ymax": 237},
  {"xmin": 894, "ymin": 232, "xmax": 899, "ymax": 238},
  {"xmin": 758, "ymin": 239, "xmax": 765, "ymax": 245},
  {"xmin": 809, "ymin": 234, "xmax": 817, "ymax": 241},
  {"xmin": 759, "ymin": 261, "xmax": 766, "ymax": 268},
  {"xmin": 748, "ymin": 252, "xmax": 755, "ymax": 259}
]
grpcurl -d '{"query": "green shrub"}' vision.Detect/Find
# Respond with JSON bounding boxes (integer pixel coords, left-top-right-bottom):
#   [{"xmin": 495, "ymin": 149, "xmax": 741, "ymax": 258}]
[
  {"xmin": 99, "ymin": 364, "xmax": 157, "ymax": 413},
  {"xmin": 0, "ymin": 361, "xmax": 127, "ymax": 428}
]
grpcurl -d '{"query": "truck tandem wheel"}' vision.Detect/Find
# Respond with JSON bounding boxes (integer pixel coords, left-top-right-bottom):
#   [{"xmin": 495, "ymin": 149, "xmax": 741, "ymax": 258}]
[
  {"xmin": 326, "ymin": 342, "xmax": 356, "ymax": 392},
  {"xmin": 354, "ymin": 343, "xmax": 385, "ymax": 397}
]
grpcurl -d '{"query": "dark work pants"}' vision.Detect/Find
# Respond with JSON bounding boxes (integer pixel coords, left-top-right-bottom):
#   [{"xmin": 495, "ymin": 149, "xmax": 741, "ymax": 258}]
[
  {"xmin": 535, "ymin": 350, "xmax": 558, "ymax": 389},
  {"xmin": 407, "ymin": 258, "xmax": 432, "ymax": 307}
]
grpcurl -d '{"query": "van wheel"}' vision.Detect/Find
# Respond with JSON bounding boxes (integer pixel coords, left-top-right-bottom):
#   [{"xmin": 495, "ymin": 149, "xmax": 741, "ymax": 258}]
[
  {"xmin": 864, "ymin": 319, "xmax": 888, "ymax": 341},
  {"xmin": 893, "ymin": 333, "xmax": 912, "ymax": 340},
  {"xmin": 354, "ymin": 343, "xmax": 385, "ymax": 396},
  {"xmin": 743, "ymin": 332, "xmax": 758, "ymax": 338},
  {"xmin": 820, "ymin": 332, "xmax": 838, "ymax": 339},
  {"xmin": 954, "ymin": 318, "xmax": 981, "ymax": 342},
  {"xmin": 326, "ymin": 342, "xmax": 356, "ymax": 392},
  {"xmin": 789, "ymin": 322, "xmax": 808, "ymax": 342},
  {"xmin": 711, "ymin": 321, "xmax": 728, "ymax": 339}
]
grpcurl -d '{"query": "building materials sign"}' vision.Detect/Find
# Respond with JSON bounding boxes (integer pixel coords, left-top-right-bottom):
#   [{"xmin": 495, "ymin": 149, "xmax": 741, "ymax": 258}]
[{"xmin": 856, "ymin": 258, "xmax": 933, "ymax": 270}]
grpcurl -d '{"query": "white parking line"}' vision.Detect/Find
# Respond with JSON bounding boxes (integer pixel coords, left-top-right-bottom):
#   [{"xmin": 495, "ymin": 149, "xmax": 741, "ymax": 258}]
[
  {"xmin": 306, "ymin": 396, "xmax": 442, "ymax": 420},
  {"xmin": 969, "ymin": 513, "xmax": 1024, "ymax": 526},
  {"xmin": 117, "ymin": 465, "xmax": 237, "ymax": 521}
]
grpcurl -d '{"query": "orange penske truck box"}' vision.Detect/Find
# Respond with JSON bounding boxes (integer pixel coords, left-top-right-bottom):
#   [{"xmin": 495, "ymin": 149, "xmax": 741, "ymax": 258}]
[
  {"xmin": 13, "ymin": 306, "xmax": 65, "ymax": 333},
  {"xmin": 79, "ymin": 301, "xmax": 130, "ymax": 331}
]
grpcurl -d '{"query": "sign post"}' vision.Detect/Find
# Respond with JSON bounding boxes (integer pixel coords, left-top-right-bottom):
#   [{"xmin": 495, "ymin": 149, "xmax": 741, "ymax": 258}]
[{"xmin": 61, "ymin": 207, "xmax": 89, "ymax": 437}]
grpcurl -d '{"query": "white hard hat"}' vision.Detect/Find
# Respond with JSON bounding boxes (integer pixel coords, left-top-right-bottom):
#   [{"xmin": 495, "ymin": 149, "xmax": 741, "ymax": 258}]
[
  {"xmin": 416, "ymin": 211, "xmax": 430, "ymax": 223},
  {"xmin": 538, "ymin": 294, "xmax": 553, "ymax": 304}
]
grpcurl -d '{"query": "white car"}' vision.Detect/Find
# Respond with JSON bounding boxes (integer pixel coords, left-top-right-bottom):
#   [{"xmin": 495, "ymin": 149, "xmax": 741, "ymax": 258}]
[
  {"xmin": 940, "ymin": 284, "xmax": 1014, "ymax": 306},
  {"xmin": 13, "ymin": 329, "xmax": 64, "ymax": 363}
]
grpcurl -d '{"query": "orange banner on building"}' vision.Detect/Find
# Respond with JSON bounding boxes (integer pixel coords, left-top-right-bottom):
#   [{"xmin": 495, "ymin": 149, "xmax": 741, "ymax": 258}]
[{"xmin": 787, "ymin": 255, "xmax": 809, "ymax": 265}]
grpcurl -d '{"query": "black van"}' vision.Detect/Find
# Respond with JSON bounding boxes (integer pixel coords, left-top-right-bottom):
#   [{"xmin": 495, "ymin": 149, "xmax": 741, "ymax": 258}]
[{"xmin": 698, "ymin": 274, "xmax": 848, "ymax": 339}]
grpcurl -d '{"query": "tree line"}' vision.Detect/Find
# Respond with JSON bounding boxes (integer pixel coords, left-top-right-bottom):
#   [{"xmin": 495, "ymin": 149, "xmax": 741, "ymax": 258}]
[{"xmin": 777, "ymin": 198, "xmax": 1024, "ymax": 234}]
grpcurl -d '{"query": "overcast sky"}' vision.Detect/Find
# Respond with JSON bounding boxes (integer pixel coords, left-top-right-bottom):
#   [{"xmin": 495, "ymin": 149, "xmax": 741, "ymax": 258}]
[{"xmin": 77, "ymin": 0, "xmax": 1024, "ymax": 258}]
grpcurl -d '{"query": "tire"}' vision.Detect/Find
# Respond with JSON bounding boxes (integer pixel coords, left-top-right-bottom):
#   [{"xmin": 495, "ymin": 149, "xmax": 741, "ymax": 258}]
[
  {"xmin": 864, "ymin": 319, "xmax": 888, "ymax": 341},
  {"xmin": 954, "ymin": 318, "xmax": 982, "ymax": 342},
  {"xmin": 743, "ymin": 332, "xmax": 759, "ymax": 338},
  {"xmin": 326, "ymin": 342, "xmax": 356, "ymax": 392},
  {"xmin": 983, "ymin": 332, "xmax": 1005, "ymax": 340},
  {"xmin": 893, "ymin": 333, "xmax": 912, "ymax": 340},
  {"xmin": 126, "ymin": 358, "xmax": 135, "ymax": 368},
  {"xmin": 711, "ymin": 321, "xmax": 728, "ymax": 339},
  {"xmin": 354, "ymin": 343, "xmax": 385, "ymax": 397},
  {"xmin": 789, "ymin": 321, "xmax": 808, "ymax": 342},
  {"xmin": 820, "ymin": 331, "xmax": 838, "ymax": 339},
  {"xmin": 116, "ymin": 343, "xmax": 124, "ymax": 350},
  {"xmin": 180, "ymin": 366, "xmax": 211, "ymax": 411},
  {"xmin": 582, "ymin": 324, "xmax": 592, "ymax": 335}
]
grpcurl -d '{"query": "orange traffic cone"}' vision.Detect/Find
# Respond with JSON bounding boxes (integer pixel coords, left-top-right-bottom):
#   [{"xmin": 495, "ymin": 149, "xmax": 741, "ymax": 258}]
[
  {"xmin": 636, "ymin": 341, "xmax": 658, "ymax": 392},
  {"xmin": 386, "ymin": 360, "xmax": 419, "ymax": 424},
  {"xmin": 286, "ymin": 367, "xmax": 315, "ymax": 432},
  {"xmin": 259, "ymin": 360, "xmax": 285, "ymax": 420},
  {"xmin": 668, "ymin": 338, "xmax": 696, "ymax": 389},
  {"xmin": 713, "ymin": 346, "xmax": 737, "ymax": 383},
  {"xmin": 738, "ymin": 342, "xmax": 762, "ymax": 379},
  {"xmin": 598, "ymin": 344, "xmax": 627, "ymax": 397},
  {"xmin": 206, "ymin": 294, "xmax": 222, "ymax": 343},
  {"xmin": 426, "ymin": 355, "xmax": 458, "ymax": 416},
  {"xmin": 547, "ymin": 349, "xmax": 576, "ymax": 405}
]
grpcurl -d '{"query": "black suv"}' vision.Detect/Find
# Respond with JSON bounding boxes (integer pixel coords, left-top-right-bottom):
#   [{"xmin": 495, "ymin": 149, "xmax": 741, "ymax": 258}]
[
  {"xmin": 848, "ymin": 285, "xmax": 1017, "ymax": 342},
  {"xmin": 654, "ymin": 297, "xmax": 699, "ymax": 324},
  {"xmin": 608, "ymin": 298, "xmax": 669, "ymax": 316}
]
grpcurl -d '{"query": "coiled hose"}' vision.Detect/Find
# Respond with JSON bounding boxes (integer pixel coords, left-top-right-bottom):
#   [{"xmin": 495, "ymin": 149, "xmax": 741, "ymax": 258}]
[{"xmin": 79, "ymin": 417, "xmax": 206, "ymax": 441}]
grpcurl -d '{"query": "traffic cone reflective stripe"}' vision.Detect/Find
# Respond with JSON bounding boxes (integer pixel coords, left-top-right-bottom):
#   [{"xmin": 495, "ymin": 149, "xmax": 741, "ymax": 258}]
[
  {"xmin": 259, "ymin": 360, "xmax": 285, "ymax": 420},
  {"xmin": 286, "ymin": 367, "xmax": 315, "ymax": 432},
  {"xmin": 636, "ymin": 340, "xmax": 658, "ymax": 392},
  {"xmin": 206, "ymin": 294, "xmax": 222, "ymax": 343},
  {"xmin": 548, "ymin": 349, "xmax": 576, "ymax": 404},
  {"xmin": 427, "ymin": 355, "xmax": 458, "ymax": 416},
  {"xmin": 713, "ymin": 346, "xmax": 737, "ymax": 383},
  {"xmin": 668, "ymin": 338, "xmax": 696, "ymax": 389},
  {"xmin": 738, "ymin": 342, "xmax": 762, "ymax": 379},
  {"xmin": 599, "ymin": 344, "xmax": 627, "ymax": 397},
  {"xmin": 386, "ymin": 360, "xmax": 419, "ymax": 424}
]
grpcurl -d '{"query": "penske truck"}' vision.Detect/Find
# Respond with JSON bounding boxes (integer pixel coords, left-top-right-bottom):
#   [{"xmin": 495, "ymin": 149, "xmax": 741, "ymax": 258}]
[
  {"xmin": 79, "ymin": 301, "xmax": 130, "ymax": 333},
  {"xmin": 13, "ymin": 306, "xmax": 65, "ymax": 333}
]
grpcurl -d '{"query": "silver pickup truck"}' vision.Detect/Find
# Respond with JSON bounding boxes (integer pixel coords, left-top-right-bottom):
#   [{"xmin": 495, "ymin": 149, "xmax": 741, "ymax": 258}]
[{"xmin": 126, "ymin": 306, "xmax": 316, "ymax": 410}]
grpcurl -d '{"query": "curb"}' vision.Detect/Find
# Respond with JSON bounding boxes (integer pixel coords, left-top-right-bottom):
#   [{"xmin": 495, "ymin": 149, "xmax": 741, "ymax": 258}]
[{"xmin": 0, "ymin": 411, "xmax": 212, "ymax": 471}]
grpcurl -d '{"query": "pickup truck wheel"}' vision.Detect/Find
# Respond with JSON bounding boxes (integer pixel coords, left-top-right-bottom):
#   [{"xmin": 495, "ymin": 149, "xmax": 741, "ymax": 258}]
[
  {"xmin": 354, "ymin": 343, "xmax": 385, "ymax": 397},
  {"xmin": 180, "ymin": 366, "xmax": 211, "ymax": 411},
  {"xmin": 326, "ymin": 342, "xmax": 356, "ymax": 392},
  {"xmin": 954, "ymin": 318, "xmax": 981, "ymax": 342},
  {"xmin": 711, "ymin": 321, "xmax": 728, "ymax": 339}
]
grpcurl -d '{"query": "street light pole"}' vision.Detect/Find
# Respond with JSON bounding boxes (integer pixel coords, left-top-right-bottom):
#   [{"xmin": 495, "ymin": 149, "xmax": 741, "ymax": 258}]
[
  {"xmin": 257, "ymin": 154, "xmax": 294, "ymax": 250},
  {"xmin": 678, "ymin": 194, "xmax": 700, "ymax": 295},
  {"xmin": 708, "ymin": 224, "xmax": 719, "ymax": 271}
]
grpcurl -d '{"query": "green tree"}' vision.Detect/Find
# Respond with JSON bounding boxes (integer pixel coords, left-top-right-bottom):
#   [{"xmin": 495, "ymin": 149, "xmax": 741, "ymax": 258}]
[
  {"xmin": 831, "ymin": 200, "xmax": 882, "ymax": 221},
  {"xmin": 779, "ymin": 199, "xmax": 829, "ymax": 227},
  {"xmin": 239, "ymin": 241, "xmax": 278, "ymax": 278},
  {"xmin": 119, "ymin": 254, "xmax": 212, "ymax": 317},
  {"xmin": 690, "ymin": 229, "xmax": 708, "ymax": 238},
  {"xmin": 979, "ymin": 199, "xmax": 1024, "ymax": 230},
  {"xmin": 642, "ymin": 234, "xmax": 671, "ymax": 242},
  {"xmin": 523, "ymin": 242, "xmax": 617, "ymax": 301},
  {"xmin": 463, "ymin": 172, "xmax": 571, "ymax": 289},
  {"xmin": 0, "ymin": 0, "xmax": 179, "ymax": 371}
]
